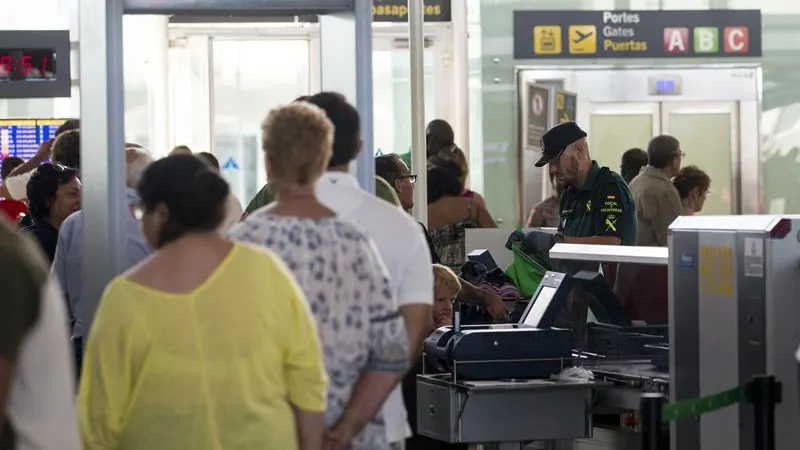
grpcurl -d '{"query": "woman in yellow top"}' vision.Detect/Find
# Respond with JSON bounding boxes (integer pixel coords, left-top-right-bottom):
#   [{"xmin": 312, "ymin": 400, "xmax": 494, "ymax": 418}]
[{"xmin": 77, "ymin": 154, "xmax": 327, "ymax": 450}]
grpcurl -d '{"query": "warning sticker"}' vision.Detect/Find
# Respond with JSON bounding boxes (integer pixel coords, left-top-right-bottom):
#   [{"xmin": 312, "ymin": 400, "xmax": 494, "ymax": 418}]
[{"xmin": 743, "ymin": 237, "xmax": 763, "ymax": 278}]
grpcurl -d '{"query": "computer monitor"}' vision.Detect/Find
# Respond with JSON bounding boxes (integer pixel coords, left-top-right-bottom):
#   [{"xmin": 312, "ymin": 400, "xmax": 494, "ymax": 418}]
[
  {"xmin": 519, "ymin": 271, "xmax": 570, "ymax": 329},
  {"xmin": 571, "ymin": 271, "xmax": 633, "ymax": 327},
  {"xmin": 519, "ymin": 270, "xmax": 634, "ymax": 330},
  {"xmin": 522, "ymin": 285, "xmax": 557, "ymax": 327}
]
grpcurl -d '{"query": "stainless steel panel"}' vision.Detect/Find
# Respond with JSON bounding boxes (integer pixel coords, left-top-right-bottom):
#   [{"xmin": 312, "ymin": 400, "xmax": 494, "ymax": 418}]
[
  {"xmin": 765, "ymin": 217, "xmax": 800, "ymax": 449},
  {"xmin": 696, "ymin": 231, "xmax": 740, "ymax": 450},
  {"xmin": 573, "ymin": 427, "xmax": 640, "ymax": 450},
  {"xmin": 668, "ymin": 229, "xmax": 700, "ymax": 450},
  {"xmin": 417, "ymin": 376, "xmax": 593, "ymax": 443},
  {"xmin": 735, "ymin": 232, "xmax": 768, "ymax": 450}
]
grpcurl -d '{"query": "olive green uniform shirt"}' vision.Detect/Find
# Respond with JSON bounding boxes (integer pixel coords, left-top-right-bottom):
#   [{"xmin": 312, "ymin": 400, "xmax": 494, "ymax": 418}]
[{"xmin": 557, "ymin": 161, "xmax": 637, "ymax": 246}]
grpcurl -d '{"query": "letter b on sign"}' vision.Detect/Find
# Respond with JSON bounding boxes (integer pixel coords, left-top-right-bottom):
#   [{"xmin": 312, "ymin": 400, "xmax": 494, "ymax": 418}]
[
  {"xmin": 693, "ymin": 27, "xmax": 719, "ymax": 53},
  {"xmin": 724, "ymin": 27, "xmax": 749, "ymax": 53}
]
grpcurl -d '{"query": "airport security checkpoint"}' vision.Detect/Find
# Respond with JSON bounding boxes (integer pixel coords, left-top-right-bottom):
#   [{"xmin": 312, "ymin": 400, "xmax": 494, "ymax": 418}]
[
  {"xmin": 416, "ymin": 215, "xmax": 800, "ymax": 450},
  {"xmin": 3, "ymin": 2, "xmax": 800, "ymax": 450}
]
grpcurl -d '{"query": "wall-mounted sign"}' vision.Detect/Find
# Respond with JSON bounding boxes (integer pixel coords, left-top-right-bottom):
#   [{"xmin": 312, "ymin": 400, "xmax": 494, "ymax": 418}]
[
  {"xmin": 555, "ymin": 90, "xmax": 576, "ymax": 124},
  {"xmin": 0, "ymin": 31, "xmax": 71, "ymax": 99},
  {"xmin": 525, "ymin": 83, "xmax": 551, "ymax": 152},
  {"xmin": 513, "ymin": 10, "xmax": 761, "ymax": 59},
  {"xmin": 373, "ymin": 0, "xmax": 451, "ymax": 22},
  {"xmin": 124, "ymin": 0, "xmax": 354, "ymax": 14}
]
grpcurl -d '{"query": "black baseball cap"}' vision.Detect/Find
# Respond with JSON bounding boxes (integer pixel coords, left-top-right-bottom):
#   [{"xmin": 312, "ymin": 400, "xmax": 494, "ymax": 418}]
[{"xmin": 534, "ymin": 122, "xmax": 588, "ymax": 167}]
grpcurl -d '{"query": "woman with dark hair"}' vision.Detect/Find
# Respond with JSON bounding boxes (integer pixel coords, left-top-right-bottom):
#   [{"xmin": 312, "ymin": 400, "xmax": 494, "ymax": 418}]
[
  {"xmin": 673, "ymin": 165, "xmax": 711, "ymax": 215},
  {"xmin": 21, "ymin": 163, "xmax": 81, "ymax": 262},
  {"xmin": 426, "ymin": 164, "xmax": 496, "ymax": 270},
  {"xmin": 78, "ymin": 154, "xmax": 327, "ymax": 450},
  {"xmin": 425, "ymin": 119, "xmax": 454, "ymax": 158}
]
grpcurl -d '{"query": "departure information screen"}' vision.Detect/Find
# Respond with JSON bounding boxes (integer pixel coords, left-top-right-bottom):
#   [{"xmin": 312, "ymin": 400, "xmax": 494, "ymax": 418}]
[{"xmin": 0, "ymin": 119, "xmax": 66, "ymax": 160}]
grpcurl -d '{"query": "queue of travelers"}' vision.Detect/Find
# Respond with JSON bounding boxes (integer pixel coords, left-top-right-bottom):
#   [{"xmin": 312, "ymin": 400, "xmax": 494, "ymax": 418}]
[{"xmin": 0, "ymin": 90, "xmax": 713, "ymax": 450}]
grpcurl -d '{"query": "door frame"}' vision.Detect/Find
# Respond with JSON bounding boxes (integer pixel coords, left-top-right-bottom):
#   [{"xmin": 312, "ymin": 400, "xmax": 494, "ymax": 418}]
[
  {"xmin": 515, "ymin": 64, "xmax": 762, "ymax": 221},
  {"xmin": 660, "ymin": 101, "xmax": 741, "ymax": 214},
  {"xmin": 168, "ymin": 22, "xmax": 455, "ymax": 153}
]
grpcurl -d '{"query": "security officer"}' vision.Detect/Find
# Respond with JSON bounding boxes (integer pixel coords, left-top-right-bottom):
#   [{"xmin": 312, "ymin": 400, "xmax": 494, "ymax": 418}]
[
  {"xmin": 535, "ymin": 121, "xmax": 636, "ymax": 247},
  {"xmin": 534, "ymin": 122, "xmax": 636, "ymax": 341}
]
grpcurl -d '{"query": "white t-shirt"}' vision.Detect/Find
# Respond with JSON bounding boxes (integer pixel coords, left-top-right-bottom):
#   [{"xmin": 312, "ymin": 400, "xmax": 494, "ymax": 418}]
[
  {"xmin": 218, "ymin": 193, "xmax": 244, "ymax": 233},
  {"xmin": 4, "ymin": 171, "xmax": 33, "ymax": 200},
  {"xmin": 315, "ymin": 171, "xmax": 433, "ymax": 444},
  {"xmin": 7, "ymin": 277, "xmax": 81, "ymax": 450}
]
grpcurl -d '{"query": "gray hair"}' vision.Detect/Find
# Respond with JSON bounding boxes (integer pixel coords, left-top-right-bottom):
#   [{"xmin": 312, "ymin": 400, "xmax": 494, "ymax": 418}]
[{"xmin": 126, "ymin": 146, "xmax": 154, "ymax": 188}]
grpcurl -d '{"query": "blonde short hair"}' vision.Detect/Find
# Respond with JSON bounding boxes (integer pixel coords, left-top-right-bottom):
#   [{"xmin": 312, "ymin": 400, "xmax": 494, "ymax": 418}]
[
  {"xmin": 170, "ymin": 145, "xmax": 192, "ymax": 156},
  {"xmin": 433, "ymin": 264, "xmax": 461, "ymax": 297},
  {"xmin": 261, "ymin": 102, "xmax": 333, "ymax": 187}
]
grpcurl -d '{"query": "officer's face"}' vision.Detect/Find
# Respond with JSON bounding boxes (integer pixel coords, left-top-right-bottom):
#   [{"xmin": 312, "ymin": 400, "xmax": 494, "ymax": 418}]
[
  {"xmin": 549, "ymin": 165, "xmax": 565, "ymax": 193},
  {"xmin": 549, "ymin": 144, "xmax": 580, "ymax": 186}
]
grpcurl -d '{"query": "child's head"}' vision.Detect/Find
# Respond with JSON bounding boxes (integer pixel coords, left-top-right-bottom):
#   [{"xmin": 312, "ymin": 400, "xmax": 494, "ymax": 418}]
[{"xmin": 432, "ymin": 264, "xmax": 461, "ymax": 327}]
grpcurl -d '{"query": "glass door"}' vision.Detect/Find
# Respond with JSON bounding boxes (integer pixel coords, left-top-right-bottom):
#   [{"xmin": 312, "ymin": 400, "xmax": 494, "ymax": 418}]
[
  {"xmin": 371, "ymin": 33, "xmax": 441, "ymax": 157},
  {"xmin": 211, "ymin": 39, "xmax": 311, "ymax": 204},
  {"xmin": 587, "ymin": 102, "xmax": 660, "ymax": 174},
  {"xmin": 660, "ymin": 102, "xmax": 738, "ymax": 215}
]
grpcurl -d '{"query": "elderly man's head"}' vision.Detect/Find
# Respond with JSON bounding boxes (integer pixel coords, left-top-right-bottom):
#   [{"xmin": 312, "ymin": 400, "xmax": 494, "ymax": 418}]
[{"xmin": 126, "ymin": 146, "xmax": 154, "ymax": 189}]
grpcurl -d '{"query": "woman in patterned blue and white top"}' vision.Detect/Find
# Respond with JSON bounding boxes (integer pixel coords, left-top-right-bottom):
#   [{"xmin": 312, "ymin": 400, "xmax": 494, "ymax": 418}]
[{"xmin": 229, "ymin": 101, "xmax": 408, "ymax": 450}]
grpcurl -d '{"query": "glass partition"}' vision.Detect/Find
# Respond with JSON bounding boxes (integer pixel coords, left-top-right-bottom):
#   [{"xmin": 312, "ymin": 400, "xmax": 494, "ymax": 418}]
[
  {"xmin": 212, "ymin": 39, "xmax": 310, "ymax": 204},
  {"xmin": 372, "ymin": 39, "xmax": 436, "ymax": 157}
]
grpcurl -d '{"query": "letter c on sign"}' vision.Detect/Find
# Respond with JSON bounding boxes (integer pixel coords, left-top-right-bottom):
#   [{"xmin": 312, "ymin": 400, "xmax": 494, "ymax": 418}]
[
  {"xmin": 724, "ymin": 27, "xmax": 749, "ymax": 53},
  {"xmin": 728, "ymin": 29, "xmax": 744, "ymax": 51}
]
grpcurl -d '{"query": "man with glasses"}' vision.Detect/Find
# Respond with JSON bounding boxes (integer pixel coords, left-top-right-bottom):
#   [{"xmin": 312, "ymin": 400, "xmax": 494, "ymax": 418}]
[
  {"xmin": 628, "ymin": 134, "xmax": 685, "ymax": 247},
  {"xmin": 375, "ymin": 154, "xmax": 416, "ymax": 212}
]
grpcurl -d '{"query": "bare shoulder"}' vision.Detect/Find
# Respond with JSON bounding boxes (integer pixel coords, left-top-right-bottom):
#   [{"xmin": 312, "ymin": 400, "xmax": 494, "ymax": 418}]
[{"xmin": 471, "ymin": 191, "xmax": 488, "ymax": 208}]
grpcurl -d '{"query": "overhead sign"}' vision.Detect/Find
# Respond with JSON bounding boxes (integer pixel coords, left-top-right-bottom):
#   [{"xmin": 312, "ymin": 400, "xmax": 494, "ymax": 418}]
[
  {"xmin": 525, "ymin": 84, "xmax": 551, "ymax": 152},
  {"xmin": 124, "ymin": 0, "xmax": 354, "ymax": 14},
  {"xmin": 513, "ymin": 10, "xmax": 761, "ymax": 59},
  {"xmin": 555, "ymin": 90, "xmax": 576, "ymax": 124},
  {"xmin": 373, "ymin": 0, "xmax": 451, "ymax": 22}
]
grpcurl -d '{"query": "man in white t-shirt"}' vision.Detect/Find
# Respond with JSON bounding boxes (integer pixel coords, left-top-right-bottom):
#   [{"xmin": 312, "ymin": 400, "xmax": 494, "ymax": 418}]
[
  {"xmin": 307, "ymin": 92, "xmax": 433, "ymax": 450},
  {"xmin": 0, "ymin": 219, "xmax": 80, "ymax": 450}
]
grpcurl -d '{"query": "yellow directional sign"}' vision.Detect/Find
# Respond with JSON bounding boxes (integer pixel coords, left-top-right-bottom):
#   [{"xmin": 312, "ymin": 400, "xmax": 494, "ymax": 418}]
[
  {"xmin": 555, "ymin": 90, "xmax": 576, "ymax": 123},
  {"xmin": 533, "ymin": 26, "xmax": 562, "ymax": 55}
]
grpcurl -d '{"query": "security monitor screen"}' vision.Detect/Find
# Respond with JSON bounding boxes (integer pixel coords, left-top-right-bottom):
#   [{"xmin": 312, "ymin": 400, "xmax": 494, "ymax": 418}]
[{"xmin": 523, "ymin": 286, "xmax": 557, "ymax": 327}]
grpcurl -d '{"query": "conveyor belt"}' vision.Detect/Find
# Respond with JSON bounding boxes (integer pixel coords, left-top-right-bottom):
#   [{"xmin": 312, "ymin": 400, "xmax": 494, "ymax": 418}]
[{"xmin": 585, "ymin": 362, "xmax": 669, "ymax": 411}]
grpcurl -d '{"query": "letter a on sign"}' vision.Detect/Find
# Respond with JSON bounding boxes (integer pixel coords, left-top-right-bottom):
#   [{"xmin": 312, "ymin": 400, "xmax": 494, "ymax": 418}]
[{"xmin": 663, "ymin": 27, "xmax": 688, "ymax": 54}]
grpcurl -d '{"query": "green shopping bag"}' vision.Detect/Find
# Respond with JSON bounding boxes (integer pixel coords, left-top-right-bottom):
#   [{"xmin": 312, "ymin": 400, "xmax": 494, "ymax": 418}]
[{"xmin": 504, "ymin": 241, "xmax": 548, "ymax": 298}]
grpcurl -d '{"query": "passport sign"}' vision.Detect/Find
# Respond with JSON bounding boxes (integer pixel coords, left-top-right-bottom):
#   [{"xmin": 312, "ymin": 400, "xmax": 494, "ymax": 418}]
[{"xmin": 513, "ymin": 10, "xmax": 761, "ymax": 59}]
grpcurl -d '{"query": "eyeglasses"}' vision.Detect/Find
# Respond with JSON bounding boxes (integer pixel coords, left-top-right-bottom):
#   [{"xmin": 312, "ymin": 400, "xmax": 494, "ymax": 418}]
[
  {"xmin": 398, "ymin": 174, "xmax": 417, "ymax": 184},
  {"xmin": 132, "ymin": 203, "xmax": 145, "ymax": 220}
]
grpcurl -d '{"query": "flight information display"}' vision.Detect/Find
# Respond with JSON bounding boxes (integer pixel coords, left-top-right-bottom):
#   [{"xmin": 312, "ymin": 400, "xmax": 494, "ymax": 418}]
[{"xmin": 0, "ymin": 119, "xmax": 66, "ymax": 161}]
